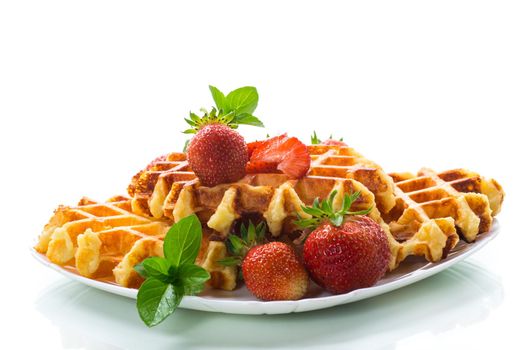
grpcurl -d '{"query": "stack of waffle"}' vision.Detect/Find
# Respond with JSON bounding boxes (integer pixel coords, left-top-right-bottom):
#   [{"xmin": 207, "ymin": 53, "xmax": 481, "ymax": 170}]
[{"xmin": 35, "ymin": 145, "xmax": 504, "ymax": 291}]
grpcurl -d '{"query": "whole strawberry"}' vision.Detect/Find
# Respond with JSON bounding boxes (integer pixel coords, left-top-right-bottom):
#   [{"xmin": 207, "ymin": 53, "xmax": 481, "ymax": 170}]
[
  {"xmin": 242, "ymin": 242, "xmax": 308, "ymax": 301},
  {"xmin": 297, "ymin": 190, "xmax": 391, "ymax": 294},
  {"xmin": 184, "ymin": 86, "xmax": 264, "ymax": 187},
  {"xmin": 187, "ymin": 123, "xmax": 248, "ymax": 186}
]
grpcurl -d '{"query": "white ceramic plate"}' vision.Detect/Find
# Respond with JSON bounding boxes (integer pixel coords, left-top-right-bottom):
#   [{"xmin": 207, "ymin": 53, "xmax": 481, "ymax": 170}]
[{"xmin": 32, "ymin": 221, "xmax": 499, "ymax": 315}]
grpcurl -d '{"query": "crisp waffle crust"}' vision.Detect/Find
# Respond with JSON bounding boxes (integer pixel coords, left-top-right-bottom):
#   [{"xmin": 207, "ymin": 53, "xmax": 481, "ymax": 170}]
[
  {"xmin": 386, "ymin": 168, "xmax": 504, "ymax": 267},
  {"xmin": 36, "ymin": 145, "xmax": 504, "ymax": 291},
  {"xmin": 35, "ymin": 196, "xmax": 237, "ymax": 290}
]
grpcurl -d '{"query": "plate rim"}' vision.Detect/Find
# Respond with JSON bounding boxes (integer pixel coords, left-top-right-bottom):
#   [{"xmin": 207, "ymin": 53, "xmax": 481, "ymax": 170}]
[{"xmin": 30, "ymin": 220, "xmax": 500, "ymax": 314}]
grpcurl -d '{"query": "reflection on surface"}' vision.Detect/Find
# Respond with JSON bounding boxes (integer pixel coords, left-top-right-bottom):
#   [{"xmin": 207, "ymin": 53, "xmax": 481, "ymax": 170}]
[{"xmin": 35, "ymin": 261, "xmax": 503, "ymax": 350}]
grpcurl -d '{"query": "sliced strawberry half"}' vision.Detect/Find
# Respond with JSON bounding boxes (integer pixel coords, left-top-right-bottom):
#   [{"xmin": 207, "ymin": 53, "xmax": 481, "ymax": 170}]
[
  {"xmin": 246, "ymin": 134, "xmax": 311, "ymax": 178},
  {"xmin": 247, "ymin": 140, "xmax": 265, "ymax": 158}
]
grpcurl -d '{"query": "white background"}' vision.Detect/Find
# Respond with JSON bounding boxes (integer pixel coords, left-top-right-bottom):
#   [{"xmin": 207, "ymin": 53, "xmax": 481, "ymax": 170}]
[{"xmin": 1, "ymin": 1, "xmax": 524, "ymax": 349}]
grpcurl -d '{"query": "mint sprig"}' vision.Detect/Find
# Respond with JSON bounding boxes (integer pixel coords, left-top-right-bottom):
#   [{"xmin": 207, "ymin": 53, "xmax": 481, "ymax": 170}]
[
  {"xmin": 134, "ymin": 214, "xmax": 210, "ymax": 327},
  {"xmin": 209, "ymin": 85, "xmax": 262, "ymax": 125},
  {"xmin": 295, "ymin": 190, "xmax": 372, "ymax": 229},
  {"xmin": 183, "ymin": 86, "xmax": 264, "ymax": 134}
]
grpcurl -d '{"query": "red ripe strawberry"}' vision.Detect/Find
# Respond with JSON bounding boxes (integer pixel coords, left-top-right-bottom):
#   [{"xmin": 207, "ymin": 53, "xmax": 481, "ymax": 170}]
[
  {"xmin": 247, "ymin": 140, "xmax": 264, "ymax": 158},
  {"xmin": 296, "ymin": 190, "xmax": 390, "ymax": 294},
  {"xmin": 246, "ymin": 134, "xmax": 311, "ymax": 178},
  {"xmin": 187, "ymin": 123, "xmax": 248, "ymax": 187},
  {"xmin": 242, "ymin": 242, "xmax": 308, "ymax": 301},
  {"xmin": 184, "ymin": 85, "xmax": 265, "ymax": 187},
  {"xmin": 303, "ymin": 216, "xmax": 390, "ymax": 294}
]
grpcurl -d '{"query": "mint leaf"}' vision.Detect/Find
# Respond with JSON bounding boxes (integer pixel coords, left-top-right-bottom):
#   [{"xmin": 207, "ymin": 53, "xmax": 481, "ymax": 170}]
[
  {"xmin": 163, "ymin": 214, "xmax": 202, "ymax": 267},
  {"xmin": 137, "ymin": 278, "xmax": 183, "ymax": 327},
  {"xmin": 187, "ymin": 85, "xmax": 264, "ymax": 132},
  {"xmin": 134, "ymin": 214, "xmax": 211, "ymax": 327},
  {"xmin": 209, "ymin": 85, "xmax": 228, "ymax": 112},
  {"xmin": 178, "ymin": 264, "xmax": 210, "ymax": 287},
  {"xmin": 183, "ymin": 282, "xmax": 205, "ymax": 295},
  {"xmin": 141, "ymin": 257, "xmax": 171, "ymax": 280},
  {"xmin": 233, "ymin": 113, "xmax": 264, "ymax": 127},
  {"xmin": 226, "ymin": 87, "xmax": 258, "ymax": 115}
]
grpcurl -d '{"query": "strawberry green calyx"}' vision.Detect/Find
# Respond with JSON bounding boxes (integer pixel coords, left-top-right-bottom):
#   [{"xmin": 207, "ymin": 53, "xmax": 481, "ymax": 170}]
[
  {"xmin": 295, "ymin": 190, "xmax": 372, "ymax": 229},
  {"xmin": 183, "ymin": 107, "xmax": 236, "ymax": 134},
  {"xmin": 311, "ymin": 130, "xmax": 322, "ymax": 144},
  {"xmin": 183, "ymin": 85, "xmax": 264, "ymax": 134},
  {"xmin": 218, "ymin": 221, "xmax": 267, "ymax": 266}
]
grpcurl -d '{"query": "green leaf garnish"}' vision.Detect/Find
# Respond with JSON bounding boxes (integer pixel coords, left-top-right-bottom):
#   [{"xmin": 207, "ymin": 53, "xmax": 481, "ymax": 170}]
[
  {"xmin": 184, "ymin": 86, "xmax": 264, "ymax": 134},
  {"xmin": 134, "ymin": 214, "xmax": 210, "ymax": 327},
  {"xmin": 209, "ymin": 85, "xmax": 228, "ymax": 112},
  {"xmin": 163, "ymin": 214, "xmax": 202, "ymax": 266},
  {"xmin": 295, "ymin": 190, "xmax": 372, "ymax": 230},
  {"xmin": 178, "ymin": 264, "xmax": 211, "ymax": 291},
  {"xmin": 137, "ymin": 278, "xmax": 183, "ymax": 327},
  {"xmin": 140, "ymin": 256, "xmax": 172, "ymax": 280},
  {"xmin": 225, "ymin": 86, "xmax": 258, "ymax": 115},
  {"xmin": 234, "ymin": 113, "xmax": 264, "ymax": 127}
]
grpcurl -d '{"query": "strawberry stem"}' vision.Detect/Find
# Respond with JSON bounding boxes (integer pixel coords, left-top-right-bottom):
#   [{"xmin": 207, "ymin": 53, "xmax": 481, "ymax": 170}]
[
  {"xmin": 217, "ymin": 221, "xmax": 267, "ymax": 267},
  {"xmin": 295, "ymin": 190, "xmax": 372, "ymax": 230}
]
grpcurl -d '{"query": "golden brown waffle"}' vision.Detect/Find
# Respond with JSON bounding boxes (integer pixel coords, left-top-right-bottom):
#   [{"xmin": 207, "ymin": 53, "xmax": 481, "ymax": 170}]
[
  {"xmin": 384, "ymin": 168, "xmax": 504, "ymax": 267},
  {"xmin": 127, "ymin": 151, "xmax": 404, "ymax": 269},
  {"xmin": 129, "ymin": 145, "xmax": 397, "ymax": 221},
  {"xmin": 389, "ymin": 168, "xmax": 504, "ymax": 217},
  {"xmin": 307, "ymin": 145, "xmax": 396, "ymax": 214},
  {"xmin": 34, "ymin": 196, "xmax": 237, "ymax": 290},
  {"xmin": 128, "ymin": 149, "xmax": 506, "ymax": 271},
  {"xmin": 128, "ymin": 152, "xmax": 196, "ymax": 220},
  {"xmin": 36, "ymin": 150, "xmax": 506, "ymax": 293}
]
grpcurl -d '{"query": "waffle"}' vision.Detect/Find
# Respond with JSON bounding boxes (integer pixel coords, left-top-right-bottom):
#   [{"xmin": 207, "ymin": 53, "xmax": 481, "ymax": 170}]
[
  {"xmin": 128, "ymin": 149, "xmax": 507, "ymax": 271},
  {"xmin": 38, "ymin": 148, "xmax": 504, "ymax": 292},
  {"xmin": 384, "ymin": 168, "xmax": 504, "ymax": 266},
  {"xmin": 128, "ymin": 145, "xmax": 397, "ymax": 221},
  {"xmin": 389, "ymin": 168, "xmax": 504, "ymax": 217},
  {"xmin": 34, "ymin": 196, "xmax": 237, "ymax": 290},
  {"xmin": 127, "ymin": 151, "xmax": 404, "ymax": 269},
  {"xmin": 307, "ymin": 145, "xmax": 396, "ymax": 214}
]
